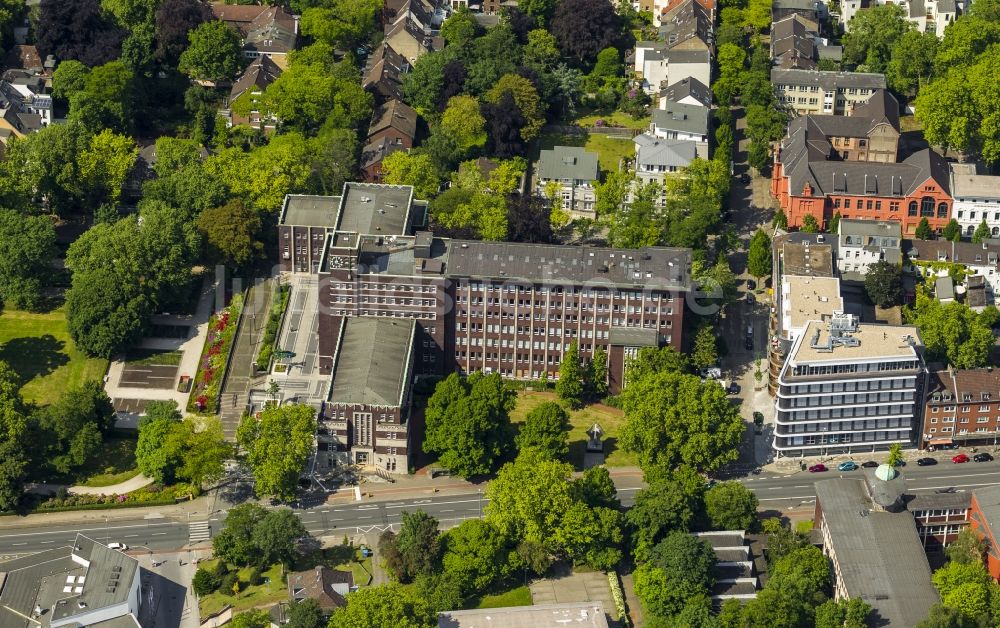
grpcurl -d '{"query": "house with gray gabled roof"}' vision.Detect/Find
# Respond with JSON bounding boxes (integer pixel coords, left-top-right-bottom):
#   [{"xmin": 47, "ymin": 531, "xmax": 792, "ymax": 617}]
[
  {"xmin": 536, "ymin": 146, "xmax": 600, "ymax": 217},
  {"xmin": 634, "ymin": 133, "xmax": 696, "ymax": 190},
  {"xmin": 658, "ymin": 77, "xmax": 712, "ymax": 108},
  {"xmin": 651, "ymin": 102, "xmax": 710, "ymax": 158},
  {"xmin": 837, "ymin": 218, "xmax": 901, "ymax": 277},
  {"xmin": 770, "ymin": 14, "xmax": 819, "ymax": 69},
  {"xmin": 950, "ymin": 163, "xmax": 1000, "ymax": 239}
]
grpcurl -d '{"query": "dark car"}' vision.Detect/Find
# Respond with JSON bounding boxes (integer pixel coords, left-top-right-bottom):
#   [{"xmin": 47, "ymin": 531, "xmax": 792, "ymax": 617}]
[
  {"xmin": 916, "ymin": 457, "xmax": 937, "ymax": 466},
  {"xmin": 808, "ymin": 464, "xmax": 828, "ymax": 473},
  {"xmin": 746, "ymin": 292, "xmax": 756, "ymax": 304},
  {"xmin": 861, "ymin": 460, "xmax": 879, "ymax": 468},
  {"xmin": 747, "ymin": 279, "xmax": 757, "ymax": 290},
  {"xmin": 740, "ymin": 173, "xmax": 750, "ymax": 184},
  {"xmin": 727, "ymin": 382, "xmax": 741, "ymax": 395},
  {"xmin": 974, "ymin": 453, "xmax": 994, "ymax": 462},
  {"xmin": 745, "ymin": 337, "xmax": 754, "ymax": 351}
]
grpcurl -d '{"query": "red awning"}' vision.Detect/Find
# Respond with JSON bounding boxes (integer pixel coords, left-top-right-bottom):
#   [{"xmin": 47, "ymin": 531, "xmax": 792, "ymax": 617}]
[{"xmin": 929, "ymin": 438, "xmax": 954, "ymax": 445}]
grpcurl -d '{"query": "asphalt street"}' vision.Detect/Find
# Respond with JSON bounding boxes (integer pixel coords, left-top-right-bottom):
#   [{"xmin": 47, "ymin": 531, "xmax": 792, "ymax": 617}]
[{"xmin": 2, "ymin": 461, "xmax": 999, "ymax": 557}]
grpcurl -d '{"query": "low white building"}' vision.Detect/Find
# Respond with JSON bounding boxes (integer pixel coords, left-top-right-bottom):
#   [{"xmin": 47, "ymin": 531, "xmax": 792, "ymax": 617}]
[
  {"xmin": 536, "ymin": 146, "xmax": 599, "ymax": 217},
  {"xmin": 840, "ymin": 0, "xmax": 957, "ymax": 37},
  {"xmin": 779, "ymin": 275, "xmax": 843, "ymax": 342},
  {"xmin": 634, "ymin": 45, "xmax": 711, "ymax": 96},
  {"xmin": 837, "ymin": 218, "xmax": 902, "ymax": 276},
  {"xmin": 951, "ymin": 163, "xmax": 1000, "ymax": 238}
]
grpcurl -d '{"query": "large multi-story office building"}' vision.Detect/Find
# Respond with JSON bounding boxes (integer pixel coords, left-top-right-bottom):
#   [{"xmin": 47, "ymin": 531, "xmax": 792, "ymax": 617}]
[
  {"xmin": 774, "ymin": 312, "xmax": 925, "ymax": 457},
  {"xmin": 279, "ymin": 183, "xmax": 693, "ymax": 471}
]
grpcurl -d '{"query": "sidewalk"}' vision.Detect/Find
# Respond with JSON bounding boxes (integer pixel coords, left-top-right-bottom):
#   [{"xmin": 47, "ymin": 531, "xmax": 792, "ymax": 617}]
[{"xmin": 69, "ymin": 474, "xmax": 154, "ymax": 496}]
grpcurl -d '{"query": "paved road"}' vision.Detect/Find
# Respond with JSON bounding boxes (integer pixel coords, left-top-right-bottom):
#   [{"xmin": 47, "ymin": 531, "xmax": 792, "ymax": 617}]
[{"xmin": 3, "ymin": 462, "xmax": 998, "ymax": 556}]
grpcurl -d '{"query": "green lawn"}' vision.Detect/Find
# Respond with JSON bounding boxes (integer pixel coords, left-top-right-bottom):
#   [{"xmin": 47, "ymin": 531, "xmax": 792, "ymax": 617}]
[
  {"xmin": 574, "ymin": 111, "xmax": 651, "ymax": 130},
  {"xmin": 294, "ymin": 544, "xmax": 373, "ymax": 587},
  {"xmin": 125, "ymin": 349, "xmax": 183, "ymax": 366},
  {"xmin": 198, "ymin": 562, "xmax": 287, "ymax": 618},
  {"xmin": 31, "ymin": 436, "xmax": 139, "ymax": 486},
  {"xmin": 510, "ymin": 391, "xmax": 636, "ymax": 469},
  {"xmin": 536, "ymin": 133, "xmax": 635, "ymax": 176},
  {"xmin": 470, "ymin": 585, "xmax": 533, "ymax": 609},
  {"xmin": 0, "ymin": 307, "xmax": 108, "ymax": 405},
  {"xmin": 900, "ymin": 115, "xmax": 923, "ymax": 133}
]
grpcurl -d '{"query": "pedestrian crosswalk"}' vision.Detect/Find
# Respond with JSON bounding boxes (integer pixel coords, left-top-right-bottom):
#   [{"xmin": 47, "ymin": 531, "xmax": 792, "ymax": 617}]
[{"xmin": 188, "ymin": 521, "xmax": 211, "ymax": 543}]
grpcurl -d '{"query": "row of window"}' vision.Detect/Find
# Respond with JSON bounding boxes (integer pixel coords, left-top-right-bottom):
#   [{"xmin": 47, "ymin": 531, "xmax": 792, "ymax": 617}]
[
  {"xmin": 929, "ymin": 416, "xmax": 1000, "ymax": 424},
  {"xmin": 777, "ymin": 430, "xmax": 909, "ymax": 446},
  {"xmin": 928, "ymin": 426, "xmax": 996, "ymax": 434}
]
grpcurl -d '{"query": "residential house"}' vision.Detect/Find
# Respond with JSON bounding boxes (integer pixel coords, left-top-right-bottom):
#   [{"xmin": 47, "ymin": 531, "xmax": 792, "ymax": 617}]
[
  {"xmin": 814, "ymin": 471, "xmax": 940, "ymax": 626},
  {"xmin": 211, "ymin": 4, "xmax": 298, "ymax": 69},
  {"xmin": 384, "ymin": 0, "xmax": 444, "ymax": 31},
  {"xmin": 1, "ymin": 45, "xmax": 46, "ymax": 76},
  {"xmin": 770, "ymin": 14, "xmax": 820, "ymax": 69},
  {"xmin": 367, "ymin": 98, "xmax": 419, "ymax": 150},
  {"xmin": 657, "ymin": 0, "xmax": 714, "ymax": 50},
  {"xmin": 633, "ymin": 133, "xmax": 697, "ymax": 189},
  {"xmin": 658, "ymin": 77, "xmax": 712, "ymax": 108},
  {"xmin": 840, "ymin": 0, "xmax": 958, "ymax": 37},
  {"xmin": 771, "ymin": 68, "xmax": 887, "ymax": 116},
  {"xmin": 0, "ymin": 534, "xmax": 142, "ymax": 628},
  {"xmin": 636, "ymin": 47, "xmax": 712, "ymax": 96},
  {"xmin": 384, "ymin": 18, "xmax": 438, "ymax": 64},
  {"xmin": 220, "ymin": 55, "xmax": 282, "ymax": 131},
  {"xmin": 361, "ymin": 138, "xmax": 405, "ymax": 182},
  {"xmin": 774, "ymin": 312, "xmax": 924, "ymax": 456},
  {"xmin": 651, "ymin": 102, "xmax": 710, "ymax": 158},
  {"xmin": 772, "ymin": 0, "xmax": 826, "ymax": 30},
  {"xmin": 363, "ymin": 43, "xmax": 409, "ymax": 104},
  {"xmin": 969, "ymin": 485, "xmax": 1000, "ymax": 581},
  {"xmin": 904, "ymin": 238, "xmax": 1000, "ymax": 305},
  {"xmin": 921, "ymin": 367, "xmax": 1000, "ymax": 449},
  {"xmin": 967, "ymin": 274, "xmax": 988, "ymax": 310},
  {"xmin": 536, "ymin": 146, "xmax": 600, "ymax": 217},
  {"xmin": 694, "ymin": 532, "xmax": 760, "ymax": 602},
  {"xmin": 653, "ymin": 0, "xmax": 717, "ymax": 22},
  {"xmin": 950, "ymin": 163, "xmax": 1000, "ymax": 238},
  {"xmin": 837, "ymin": 218, "xmax": 902, "ymax": 276},
  {"xmin": 287, "ymin": 565, "xmax": 354, "ymax": 611}
]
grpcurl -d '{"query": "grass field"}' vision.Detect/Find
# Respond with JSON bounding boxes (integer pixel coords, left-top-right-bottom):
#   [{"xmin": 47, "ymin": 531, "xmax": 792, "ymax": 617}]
[
  {"xmin": 574, "ymin": 111, "xmax": 651, "ymax": 130},
  {"xmin": 0, "ymin": 307, "xmax": 108, "ymax": 405},
  {"xmin": 125, "ymin": 349, "xmax": 183, "ymax": 366},
  {"xmin": 198, "ymin": 562, "xmax": 287, "ymax": 617},
  {"xmin": 510, "ymin": 391, "xmax": 636, "ymax": 469},
  {"xmin": 536, "ymin": 133, "xmax": 635, "ymax": 176},
  {"xmin": 470, "ymin": 585, "xmax": 533, "ymax": 609}
]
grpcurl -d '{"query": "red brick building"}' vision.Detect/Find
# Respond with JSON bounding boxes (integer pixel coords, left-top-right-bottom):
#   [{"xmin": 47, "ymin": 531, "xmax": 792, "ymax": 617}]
[
  {"xmin": 969, "ymin": 486, "xmax": 1000, "ymax": 581},
  {"xmin": 921, "ymin": 367, "xmax": 1000, "ymax": 449},
  {"xmin": 771, "ymin": 104, "xmax": 953, "ymax": 236}
]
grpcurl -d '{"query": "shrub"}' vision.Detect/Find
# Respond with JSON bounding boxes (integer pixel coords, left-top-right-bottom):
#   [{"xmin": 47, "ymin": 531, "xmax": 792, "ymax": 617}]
[
  {"xmin": 219, "ymin": 572, "xmax": 239, "ymax": 596},
  {"xmin": 247, "ymin": 566, "xmax": 263, "ymax": 586},
  {"xmin": 192, "ymin": 568, "xmax": 221, "ymax": 596}
]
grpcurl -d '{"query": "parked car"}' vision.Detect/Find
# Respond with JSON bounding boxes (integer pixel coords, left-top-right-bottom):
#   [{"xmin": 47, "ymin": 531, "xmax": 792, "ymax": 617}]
[
  {"xmin": 916, "ymin": 457, "xmax": 937, "ymax": 466},
  {"xmin": 746, "ymin": 292, "xmax": 755, "ymax": 304},
  {"xmin": 952, "ymin": 453, "xmax": 970, "ymax": 464},
  {"xmin": 747, "ymin": 279, "xmax": 757, "ymax": 290},
  {"xmin": 727, "ymin": 382, "xmax": 741, "ymax": 395},
  {"xmin": 744, "ymin": 337, "xmax": 754, "ymax": 350},
  {"xmin": 107, "ymin": 542, "xmax": 128, "ymax": 551},
  {"xmin": 861, "ymin": 461, "xmax": 879, "ymax": 468},
  {"xmin": 974, "ymin": 453, "xmax": 994, "ymax": 462},
  {"xmin": 837, "ymin": 461, "xmax": 857, "ymax": 471},
  {"xmin": 808, "ymin": 464, "xmax": 827, "ymax": 473}
]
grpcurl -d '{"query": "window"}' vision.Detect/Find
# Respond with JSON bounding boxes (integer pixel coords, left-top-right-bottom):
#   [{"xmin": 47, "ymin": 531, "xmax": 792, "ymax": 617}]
[
  {"xmin": 909, "ymin": 201, "xmax": 918, "ymax": 216},
  {"xmin": 922, "ymin": 196, "xmax": 935, "ymax": 217},
  {"xmin": 938, "ymin": 202, "xmax": 948, "ymax": 218},
  {"xmin": 845, "ymin": 199, "xmax": 852, "ymax": 209}
]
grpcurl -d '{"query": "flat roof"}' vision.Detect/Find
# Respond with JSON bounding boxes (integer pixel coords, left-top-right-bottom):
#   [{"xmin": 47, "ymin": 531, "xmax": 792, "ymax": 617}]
[
  {"xmin": 336, "ymin": 183, "xmax": 414, "ymax": 236},
  {"xmin": 781, "ymin": 240, "xmax": 835, "ymax": 276},
  {"xmin": 0, "ymin": 535, "xmax": 139, "ymax": 628},
  {"xmin": 790, "ymin": 319, "xmax": 920, "ymax": 364},
  {"xmin": 447, "ymin": 241, "xmax": 691, "ymax": 291},
  {"xmin": 437, "ymin": 602, "xmax": 609, "ymax": 628},
  {"xmin": 329, "ymin": 318, "xmax": 415, "ymax": 407},
  {"xmin": 281, "ymin": 195, "xmax": 341, "ymax": 227},
  {"xmin": 815, "ymin": 479, "xmax": 938, "ymax": 627},
  {"xmin": 782, "ymin": 276, "xmax": 843, "ymax": 333}
]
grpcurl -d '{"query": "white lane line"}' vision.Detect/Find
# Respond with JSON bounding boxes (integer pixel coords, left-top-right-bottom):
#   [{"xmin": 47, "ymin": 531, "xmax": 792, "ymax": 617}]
[
  {"xmin": 357, "ymin": 516, "xmax": 373, "ymax": 520},
  {"xmin": 1, "ymin": 522, "xmax": 177, "ymax": 538},
  {"xmin": 912, "ymin": 481, "xmax": 998, "ymax": 491},
  {"xmin": 440, "ymin": 509, "xmax": 454, "ymax": 513},
  {"xmin": 152, "ymin": 533, "xmax": 168, "ymax": 536},
  {"xmin": 758, "ymin": 495, "xmax": 812, "ymax": 501},
  {"xmin": 124, "ymin": 535, "xmax": 139, "ymax": 538},
  {"xmin": 925, "ymin": 472, "xmax": 1000, "ymax": 480},
  {"xmin": 11, "ymin": 543, "xmax": 26, "ymax": 546}
]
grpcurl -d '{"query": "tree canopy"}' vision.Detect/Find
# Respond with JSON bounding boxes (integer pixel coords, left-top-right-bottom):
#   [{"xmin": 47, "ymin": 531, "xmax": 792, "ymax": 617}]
[
  {"xmin": 515, "ymin": 401, "xmax": 570, "ymax": 459},
  {"xmin": 237, "ymin": 404, "xmax": 316, "ymax": 501},
  {"xmin": 905, "ymin": 295, "xmax": 996, "ymax": 368},
  {"xmin": 178, "ymin": 19, "xmax": 244, "ymax": 83},
  {"xmin": 865, "ymin": 260, "xmax": 903, "ymax": 308}
]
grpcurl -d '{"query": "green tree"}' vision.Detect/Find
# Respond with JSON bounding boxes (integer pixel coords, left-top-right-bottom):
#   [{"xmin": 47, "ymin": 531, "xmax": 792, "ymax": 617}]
[
  {"xmin": 328, "ymin": 584, "xmax": 435, "ymax": 628},
  {"xmin": 515, "ymin": 401, "xmax": 570, "ymax": 458},
  {"xmin": 0, "ymin": 209, "xmax": 57, "ymax": 311},
  {"xmin": 974, "ymin": 218, "xmax": 991, "ymax": 244},
  {"xmin": 524, "ymin": 29, "xmax": 562, "ymax": 70},
  {"xmin": 379, "ymin": 510, "xmax": 441, "ymax": 583},
  {"xmin": 801, "ymin": 214, "xmax": 819, "ymax": 233},
  {"xmin": 260, "ymin": 56, "xmax": 372, "ymax": 134},
  {"xmin": 916, "ymin": 217, "xmax": 933, "ymax": 240},
  {"xmin": 828, "ymin": 211, "xmax": 841, "ymax": 234},
  {"xmin": 380, "ymin": 152, "xmax": 441, "ymax": 199},
  {"xmin": 556, "ymin": 342, "xmax": 586, "ymax": 409},
  {"xmin": 439, "ymin": 8, "xmax": 480, "ymax": 47},
  {"xmin": 864, "ymin": 260, "xmax": 903, "ymax": 308},
  {"xmin": 625, "ymin": 470, "xmax": 703, "ymax": 561},
  {"xmin": 815, "ymin": 598, "xmax": 873, "ymax": 628},
  {"xmin": 519, "ymin": 0, "xmax": 559, "ymax": 21},
  {"xmin": 69, "ymin": 61, "xmax": 135, "ymax": 134},
  {"xmin": 135, "ymin": 405, "xmax": 187, "ymax": 483},
  {"xmin": 441, "ymin": 519, "xmax": 511, "ymax": 594},
  {"xmin": 589, "ymin": 346, "xmax": 608, "ymax": 398},
  {"xmin": 931, "ymin": 561, "xmax": 999, "ymax": 621},
  {"xmin": 843, "ymin": 4, "xmax": 913, "ymax": 73},
  {"xmin": 204, "ymin": 133, "xmax": 312, "ymax": 212},
  {"xmin": 887, "ymin": 442, "xmax": 905, "ymax": 467},
  {"xmin": 423, "ymin": 373, "xmax": 514, "ymax": 477},
  {"xmin": 691, "ymin": 325, "xmax": 718, "ymax": 371},
  {"xmin": 918, "ymin": 603, "xmax": 981, "ymax": 628},
  {"xmin": 191, "ymin": 567, "xmax": 221, "ymax": 596},
  {"xmin": 635, "ymin": 531, "xmax": 717, "ymax": 620},
  {"xmin": 252, "ymin": 508, "xmax": 308, "ymax": 566},
  {"xmin": 594, "ymin": 170, "xmax": 631, "ymax": 217},
  {"xmin": 65, "ymin": 269, "xmax": 155, "ymax": 358},
  {"xmin": 52, "ymin": 59, "xmax": 91, "ymax": 103},
  {"xmin": 747, "ymin": 228, "xmax": 772, "ymax": 282},
  {"xmin": 943, "ymin": 218, "xmax": 962, "ymax": 242},
  {"xmin": 484, "ymin": 74, "xmax": 545, "ymax": 142},
  {"xmin": 196, "ymin": 200, "xmax": 264, "ymax": 269},
  {"xmin": 177, "ymin": 417, "xmax": 233, "ymax": 489},
  {"xmin": 212, "ymin": 503, "xmax": 270, "ymax": 566},
  {"xmin": 886, "ymin": 30, "xmax": 938, "ymax": 95},
  {"xmin": 773, "ymin": 208, "xmax": 788, "ymax": 230},
  {"xmin": 946, "ymin": 528, "xmax": 988, "ymax": 565},
  {"xmin": 439, "ymin": 95, "xmax": 487, "ymax": 155},
  {"xmin": 286, "ymin": 599, "xmax": 324, "ymax": 628},
  {"xmin": 905, "ymin": 296, "xmax": 996, "ymax": 368},
  {"xmin": 79, "ymin": 129, "xmax": 139, "ymax": 206},
  {"xmin": 619, "ymin": 371, "xmax": 744, "ymax": 476},
  {"xmin": 230, "ymin": 610, "xmax": 270, "ymax": 628},
  {"xmin": 178, "ymin": 19, "xmax": 244, "ymax": 82},
  {"xmin": 573, "ymin": 466, "xmax": 619, "ymax": 509},
  {"xmin": 298, "ymin": 0, "xmax": 381, "ymax": 50},
  {"xmin": 236, "ymin": 404, "xmax": 317, "ymax": 501},
  {"xmin": 705, "ymin": 481, "xmax": 759, "ymax": 531}
]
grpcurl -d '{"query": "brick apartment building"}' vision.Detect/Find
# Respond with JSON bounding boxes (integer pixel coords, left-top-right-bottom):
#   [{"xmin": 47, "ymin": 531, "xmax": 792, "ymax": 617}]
[
  {"xmin": 969, "ymin": 485, "xmax": 1000, "ymax": 581},
  {"xmin": 920, "ymin": 367, "xmax": 1000, "ymax": 449},
  {"xmin": 279, "ymin": 184, "xmax": 693, "ymax": 469},
  {"xmin": 771, "ymin": 90, "xmax": 953, "ymax": 236}
]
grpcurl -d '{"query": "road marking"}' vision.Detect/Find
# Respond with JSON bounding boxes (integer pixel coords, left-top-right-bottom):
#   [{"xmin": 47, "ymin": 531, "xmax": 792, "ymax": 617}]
[
  {"xmin": 11, "ymin": 543, "xmax": 25, "ymax": 546},
  {"xmin": 124, "ymin": 535, "xmax": 139, "ymax": 538},
  {"xmin": 912, "ymin": 482, "xmax": 998, "ymax": 491},
  {"xmin": 321, "ymin": 510, "xmax": 330, "ymax": 513},
  {"xmin": 152, "ymin": 533, "xmax": 167, "ymax": 536},
  {"xmin": 440, "ymin": 509, "xmax": 454, "ymax": 513},
  {"xmin": 758, "ymin": 495, "xmax": 812, "ymax": 501},
  {"xmin": 357, "ymin": 516, "xmax": 373, "ymax": 520},
  {"xmin": 358, "ymin": 505, "xmax": 379, "ymax": 510},
  {"xmin": 0, "ymin": 522, "xmax": 177, "ymax": 539},
  {"xmin": 925, "ymin": 472, "xmax": 1000, "ymax": 480}
]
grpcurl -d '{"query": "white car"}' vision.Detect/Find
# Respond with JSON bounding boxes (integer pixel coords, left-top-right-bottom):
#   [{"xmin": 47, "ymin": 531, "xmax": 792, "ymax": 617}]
[{"xmin": 107, "ymin": 542, "xmax": 128, "ymax": 551}]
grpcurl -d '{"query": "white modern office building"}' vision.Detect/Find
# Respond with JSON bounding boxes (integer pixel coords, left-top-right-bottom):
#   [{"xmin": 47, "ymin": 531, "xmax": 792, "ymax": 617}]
[{"xmin": 774, "ymin": 313, "xmax": 925, "ymax": 457}]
